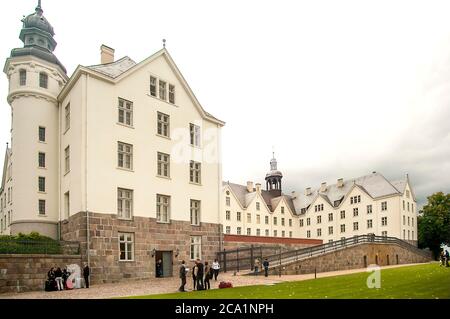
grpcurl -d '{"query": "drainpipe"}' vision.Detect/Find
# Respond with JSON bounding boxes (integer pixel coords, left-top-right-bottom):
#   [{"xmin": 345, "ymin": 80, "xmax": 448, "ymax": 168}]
[
  {"xmin": 217, "ymin": 124, "xmax": 223, "ymax": 252},
  {"xmin": 84, "ymin": 74, "xmax": 90, "ymax": 267}
]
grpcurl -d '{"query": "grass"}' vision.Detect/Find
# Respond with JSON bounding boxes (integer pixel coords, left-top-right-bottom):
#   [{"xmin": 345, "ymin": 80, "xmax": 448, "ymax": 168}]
[{"xmin": 130, "ymin": 263, "xmax": 450, "ymax": 299}]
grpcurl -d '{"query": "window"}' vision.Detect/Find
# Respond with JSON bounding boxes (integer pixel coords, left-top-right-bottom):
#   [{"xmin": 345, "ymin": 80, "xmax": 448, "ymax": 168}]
[
  {"xmin": 256, "ymin": 202, "xmax": 260, "ymax": 211},
  {"xmin": 412, "ymin": 218, "xmax": 414, "ymax": 227},
  {"xmin": 226, "ymin": 211, "xmax": 230, "ymax": 221},
  {"xmin": 317, "ymin": 229, "xmax": 322, "ymax": 237},
  {"xmin": 350, "ymin": 195, "xmax": 361, "ymax": 204},
  {"xmin": 403, "ymin": 215, "xmax": 406, "ymax": 225},
  {"xmin": 247, "ymin": 228, "xmax": 251, "ymax": 236},
  {"xmin": 406, "ymin": 190, "xmax": 410, "ymax": 198},
  {"xmin": 39, "ymin": 126, "xmax": 46, "ymax": 142},
  {"xmin": 289, "ymin": 231, "xmax": 293, "ymax": 238},
  {"xmin": 256, "ymin": 229, "xmax": 261, "ymax": 236},
  {"xmin": 118, "ymin": 142, "xmax": 133, "ymax": 170},
  {"xmin": 226, "ymin": 226, "xmax": 231, "ymax": 234},
  {"xmin": 273, "ymin": 230, "xmax": 277, "ymax": 237},
  {"xmin": 265, "ymin": 229, "xmax": 269, "ymax": 236},
  {"xmin": 256, "ymin": 215, "xmax": 261, "ymax": 224},
  {"xmin": 382, "ymin": 231, "xmax": 387, "ymax": 237},
  {"xmin": 328, "ymin": 226, "xmax": 333, "ymax": 235},
  {"xmin": 226, "ymin": 197, "xmax": 230, "ymax": 206},
  {"xmin": 118, "ymin": 98, "xmax": 133, "ymax": 126},
  {"xmin": 403, "ymin": 200, "xmax": 405, "ymax": 210},
  {"xmin": 300, "ymin": 219, "xmax": 304, "ymax": 227},
  {"xmin": 317, "ymin": 216, "xmax": 322, "ymax": 224},
  {"xmin": 353, "ymin": 208, "xmax": 358, "ymax": 217},
  {"xmin": 65, "ymin": 103, "xmax": 70, "ymax": 131},
  {"xmin": 340, "ymin": 224, "xmax": 346, "ymax": 233},
  {"xmin": 353, "ymin": 222, "xmax": 359, "ymax": 231},
  {"xmin": 307, "ymin": 230, "xmax": 311, "ymax": 238},
  {"xmin": 247, "ymin": 213, "xmax": 251, "ymax": 223},
  {"xmin": 38, "ymin": 176, "xmax": 45, "ymax": 193},
  {"xmin": 190, "ymin": 124, "xmax": 201, "ymax": 147},
  {"xmin": 340, "ymin": 210, "xmax": 345, "ymax": 219},
  {"xmin": 19, "ymin": 69, "xmax": 26, "ymax": 86},
  {"xmin": 118, "ymin": 188, "xmax": 133, "ymax": 220},
  {"xmin": 119, "ymin": 233, "xmax": 134, "ymax": 261},
  {"xmin": 281, "ymin": 207, "xmax": 285, "ymax": 214},
  {"xmin": 289, "ymin": 219, "xmax": 292, "ymax": 227},
  {"xmin": 159, "ymin": 80, "xmax": 167, "ymax": 100},
  {"xmin": 367, "ymin": 219, "xmax": 373, "ymax": 229},
  {"xmin": 407, "ymin": 202, "xmax": 410, "ymax": 212},
  {"xmin": 408, "ymin": 230, "xmax": 410, "ymax": 240},
  {"xmin": 403, "ymin": 229, "xmax": 406, "ymax": 239},
  {"xmin": 237, "ymin": 227, "xmax": 242, "ymax": 235},
  {"xmin": 190, "ymin": 161, "xmax": 201, "ymax": 184},
  {"xmin": 169, "ymin": 84, "xmax": 175, "ymax": 104},
  {"xmin": 38, "ymin": 152, "xmax": 46, "ymax": 168},
  {"xmin": 156, "ymin": 194, "xmax": 170, "ymax": 223},
  {"xmin": 282, "ymin": 231, "xmax": 286, "ymax": 238},
  {"xmin": 157, "ymin": 112, "xmax": 170, "ymax": 137},
  {"xmin": 273, "ymin": 217, "xmax": 277, "ymax": 226},
  {"xmin": 38, "ymin": 199, "xmax": 46, "ymax": 215},
  {"xmin": 265, "ymin": 216, "xmax": 269, "ymax": 225},
  {"xmin": 190, "ymin": 200, "xmax": 201, "ymax": 226},
  {"xmin": 301, "ymin": 208, "xmax": 307, "ymax": 214},
  {"xmin": 381, "ymin": 201, "xmax": 387, "ymax": 211},
  {"xmin": 281, "ymin": 218, "xmax": 285, "ymax": 226},
  {"xmin": 39, "ymin": 72, "xmax": 48, "ymax": 89},
  {"xmin": 408, "ymin": 217, "xmax": 410, "ymax": 226},
  {"xmin": 157, "ymin": 152, "xmax": 170, "ymax": 177},
  {"xmin": 307, "ymin": 218, "xmax": 311, "ymax": 226},
  {"xmin": 64, "ymin": 192, "xmax": 70, "ymax": 219},
  {"xmin": 315, "ymin": 204, "xmax": 324, "ymax": 212},
  {"xmin": 381, "ymin": 217, "xmax": 387, "ymax": 226},
  {"xmin": 367, "ymin": 205, "xmax": 372, "ymax": 214},
  {"xmin": 150, "ymin": 76, "xmax": 157, "ymax": 97},
  {"xmin": 328, "ymin": 213, "xmax": 333, "ymax": 222},
  {"xmin": 237, "ymin": 212, "xmax": 241, "ymax": 222},
  {"xmin": 64, "ymin": 146, "xmax": 70, "ymax": 173}
]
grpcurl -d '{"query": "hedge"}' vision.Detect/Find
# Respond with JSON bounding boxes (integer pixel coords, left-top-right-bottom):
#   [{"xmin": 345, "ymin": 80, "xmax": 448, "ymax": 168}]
[{"xmin": 0, "ymin": 232, "xmax": 62, "ymax": 254}]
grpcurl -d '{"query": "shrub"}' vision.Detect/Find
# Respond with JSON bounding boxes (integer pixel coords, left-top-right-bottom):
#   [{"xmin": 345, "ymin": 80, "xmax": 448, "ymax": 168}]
[{"xmin": 0, "ymin": 232, "xmax": 62, "ymax": 254}]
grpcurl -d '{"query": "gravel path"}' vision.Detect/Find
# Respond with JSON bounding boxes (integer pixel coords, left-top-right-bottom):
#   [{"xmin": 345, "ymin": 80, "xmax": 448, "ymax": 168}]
[{"xmin": 0, "ymin": 263, "xmax": 425, "ymax": 299}]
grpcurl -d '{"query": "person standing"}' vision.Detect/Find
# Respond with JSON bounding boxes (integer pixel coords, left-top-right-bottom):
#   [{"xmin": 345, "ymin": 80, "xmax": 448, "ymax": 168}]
[
  {"xmin": 263, "ymin": 258, "xmax": 269, "ymax": 277},
  {"xmin": 83, "ymin": 263, "xmax": 90, "ymax": 288},
  {"xmin": 54, "ymin": 267, "xmax": 64, "ymax": 291},
  {"xmin": 192, "ymin": 261, "xmax": 198, "ymax": 290},
  {"xmin": 204, "ymin": 262, "xmax": 211, "ymax": 290},
  {"xmin": 196, "ymin": 259, "xmax": 204, "ymax": 290},
  {"xmin": 178, "ymin": 260, "xmax": 187, "ymax": 292},
  {"xmin": 254, "ymin": 258, "xmax": 260, "ymax": 275},
  {"xmin": 212, "ymin": 259, "xmax": 220, "ymax": 281},
  {"xmin": 156, "ymin": 259, "xmax": 163, "ymax": 278}
]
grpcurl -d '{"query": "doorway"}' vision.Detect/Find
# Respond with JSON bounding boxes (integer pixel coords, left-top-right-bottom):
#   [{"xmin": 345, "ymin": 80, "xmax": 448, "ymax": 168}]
[{"xmin": 155, "ymin": 251, "xmax": 173, "ymax": 278}]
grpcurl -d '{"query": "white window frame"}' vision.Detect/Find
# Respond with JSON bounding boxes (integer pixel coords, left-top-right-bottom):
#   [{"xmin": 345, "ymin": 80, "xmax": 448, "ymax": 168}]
[
  {"xmin": 64, "ymin": 146, "xmax": 70, "ymax": 174},
  {"xmin": 169, "ymin": 84, "xmax": 175, "ymax": 104},
  {"xmin": 159, "ymin": 80, "xmax": 167, "ymax": 101},
  {"xmin": 19, "ymin": 69, "xmax": 26, "ymax": 86},
  {"xmin": 156, "ymin": 194, "xmax": 170, "ymax": 223},
  {"xmin": 190, "ymin": 123, "xmax": 201, "ymax": 147},
  {"xmin": 157, "ymin": 112, "xmax": 170, "ymax": 137},
  {"xmin": 190, "ymin": 161, "xmax": 201, "ymax": 184},
  {"xmin": 119, "ymin": 232, "xmax": 134, "ymax": 262},
  {"xmin": 39, "ymin": 72, "xmax": 48, "ymax": 89},
  {"xmin": 117, "ymin": 188, "xmax": 133, "ymax": 220},
  {"xmin": 150, "ymin": 76, "xmax": 157, "ymax": 97},
  {"xmin": 38, "ymin": 199, "xmax": 46, "ymax": 216},
  {"xmin": 157, "ymin": 152, "xmax": 170, "ymax": 177},
  {"xmin": 118, "ymin": 98, "xmax": 133, "ymax": 127},
  {"xmin": 65, "ymin": 103, "xmax": 70, "ymax": 131},
  {"xmin": 38, "ymin": 152, "xmax": 46, "ymax": 168},
  {"xmin": 118, "ymin": 142, "xmax": 133, "ymax": 170},
  {"xmin": 38, "ymin": 176, "xmax": 45, "ymax": 193},
  {"xmin": 190, "ymin": 199, "xmax": 201, "ymax": 226},
  {"xmin": 39, "ymin": 126, "xmax": 46, "ymax": 142}
]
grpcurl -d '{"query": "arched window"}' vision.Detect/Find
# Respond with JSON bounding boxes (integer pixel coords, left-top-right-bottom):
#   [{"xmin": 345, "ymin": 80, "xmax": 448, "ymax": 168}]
[
  {"xmin": 39, "ymin": 72, "xmax": 48, "ymax": 89},
  {"xmin": 19, "ymin": 69, "xmax": 26, "ymax": 86}
]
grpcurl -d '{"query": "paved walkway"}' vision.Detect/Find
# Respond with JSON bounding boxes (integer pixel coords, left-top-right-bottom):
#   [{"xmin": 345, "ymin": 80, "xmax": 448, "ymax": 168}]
[{"xmin": 0, "ymin": 263, "xmax": 427, "ymax": 299}]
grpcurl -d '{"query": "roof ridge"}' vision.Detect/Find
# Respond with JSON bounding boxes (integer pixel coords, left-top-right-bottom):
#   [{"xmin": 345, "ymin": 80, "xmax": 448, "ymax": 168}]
[{"xmin": 85, "ymin": 56, "xmax": 134, "ymax": 68}]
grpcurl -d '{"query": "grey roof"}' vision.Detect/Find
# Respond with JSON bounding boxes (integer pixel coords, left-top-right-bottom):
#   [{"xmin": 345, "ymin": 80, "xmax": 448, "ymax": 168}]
[
  {"xmin": 86, "ymin": 57, "xmax": 137, "ymax": 79},
  {"xmin": 292, "ymin": 172, "xmax": 404, "ymax": 213},
  {"xmin": 391, "ymin": 180, "xmax": 406, "ymax": 193}
]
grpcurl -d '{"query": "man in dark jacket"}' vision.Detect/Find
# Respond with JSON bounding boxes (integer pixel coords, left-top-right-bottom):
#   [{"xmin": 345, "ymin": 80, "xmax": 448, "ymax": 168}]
[
  {"xmin": 196, "ymin": 259, "xmax": 204, "ymax": 290},
  {"xmin": 179, "ymin": 260, "xmax": 187, "ymax": 292},
  {"xmin": 83, "ymin": 263, "xmax": 90, "ymax": 288},
  {"xmin": 263, "ymin": 259, "xmax": 269, "ymax": 277}
]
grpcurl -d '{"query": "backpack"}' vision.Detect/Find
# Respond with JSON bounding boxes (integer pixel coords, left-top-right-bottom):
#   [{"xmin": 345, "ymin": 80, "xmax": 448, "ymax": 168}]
[{"xmin": 219, "ymin": 281, "xmax": 233, "ymax": 289}]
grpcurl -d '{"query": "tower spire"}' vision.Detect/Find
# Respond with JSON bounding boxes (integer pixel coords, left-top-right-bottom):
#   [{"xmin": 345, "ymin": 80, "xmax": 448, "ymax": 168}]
[{"xmin": 36, "ymin": 0, "xmax": 43, "ymax": 15}]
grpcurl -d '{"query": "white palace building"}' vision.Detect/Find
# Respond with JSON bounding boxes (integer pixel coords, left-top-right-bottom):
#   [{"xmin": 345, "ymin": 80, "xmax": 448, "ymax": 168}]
[{"xmin": 0, "ymin": 1, "xmax": 418, "ymax": 282}]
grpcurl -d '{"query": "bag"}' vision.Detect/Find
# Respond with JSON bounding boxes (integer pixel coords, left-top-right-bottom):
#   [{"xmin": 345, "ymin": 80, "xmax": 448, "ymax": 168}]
[
  {"xmin": 219, "ymin": 281, "xmax": 233, "ymax": 289},
  {"xmin": 44, "ymin": 280, "xmax": 53, "ymax": 292}
]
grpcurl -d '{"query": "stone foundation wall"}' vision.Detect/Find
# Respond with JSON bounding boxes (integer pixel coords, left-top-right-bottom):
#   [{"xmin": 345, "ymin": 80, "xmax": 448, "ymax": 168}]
[
  {"xmin": 268, "ymin": 243, "xmax": 432, "ymax": 275},
  {"xmin": 223, "ymin": 234, "xmax": 322, "ymax": 252},
  {"xmin": 60, "ymin": 211, "xmax": 222, "ymax": 284},
  {"xmin": 0, "ymin": 254, "xmax": 82, "ymax": 294}
]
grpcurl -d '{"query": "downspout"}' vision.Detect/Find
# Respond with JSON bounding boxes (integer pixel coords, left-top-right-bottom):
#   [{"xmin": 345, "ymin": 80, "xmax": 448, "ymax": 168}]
[
  {"xmin": 84, "ymin": 74, "xmax": 90, "ymax": 267},
  {"xmin": 217, "ymin": 124, "xmax": 223, "ymax": 252},
  {"xmin": 57, "ymin": 99, "xmax": 61, "ymax": 240}
]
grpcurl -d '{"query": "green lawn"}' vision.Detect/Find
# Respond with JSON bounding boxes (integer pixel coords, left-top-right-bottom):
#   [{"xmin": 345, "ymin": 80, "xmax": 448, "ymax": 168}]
[{"xmin": 130, "ymin": 263, "xmax": 450, "ymax": 299}]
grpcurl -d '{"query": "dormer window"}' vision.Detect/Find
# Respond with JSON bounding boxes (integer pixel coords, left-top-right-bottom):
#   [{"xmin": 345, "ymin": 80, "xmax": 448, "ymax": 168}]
[
  {"xmin": 19, "ymin": 70, "xmax": 27, "ymax": 86},
  {"xmin": 39, "ymin": 72, "xmax": 48, "ymax": 89},
  {"xmin": 159, "ymin": 80, "xmax": 167, "ymax": 100}
]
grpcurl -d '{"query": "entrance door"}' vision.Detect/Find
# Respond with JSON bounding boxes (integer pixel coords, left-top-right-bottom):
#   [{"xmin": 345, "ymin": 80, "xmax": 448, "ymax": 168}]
[{"xmin": 155, "ymin": 251, "xmax": 173, "ymax": 278}]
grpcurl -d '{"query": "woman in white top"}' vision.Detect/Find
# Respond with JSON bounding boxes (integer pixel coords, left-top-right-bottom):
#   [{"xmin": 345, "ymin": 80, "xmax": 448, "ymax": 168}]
[{"xmin": 212, "ymin": 259, "xmax": 221, "ymax": 281}]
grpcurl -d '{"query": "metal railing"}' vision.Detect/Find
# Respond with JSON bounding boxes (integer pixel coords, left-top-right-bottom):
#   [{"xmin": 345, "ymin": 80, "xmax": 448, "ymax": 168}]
[
  {"xmin": 218, "ymin": 235, "xmax": 430, "ymax": 272},
  {"xmin": 0, "ymin": 240, "xmax": 80, "ymax": 255},
  {"xmin": 217, "ymin": 245, "xmax": 282, "ymax": 273}
]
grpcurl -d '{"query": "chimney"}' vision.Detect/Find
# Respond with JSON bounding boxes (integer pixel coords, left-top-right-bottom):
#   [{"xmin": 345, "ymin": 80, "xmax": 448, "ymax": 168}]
[
  {"xmin": 291, "ymin": 191, "xmax": 297, "ymax": 200},
  {"xmin": 320, "ymin": 182, "xmax": 327, "ymax": 192},
  {"xmin": 100, "ymin": 45, "xmax": 115, "ymax": 64},
  {"xmin": 247, "ymin": 181, "xmax": 254, "ymax": 193},
  {"xmin": 305, "ymin": 187, "xmax": 312, "ymax": 196},
  {"xmin": 255, "ymin": 183, "xmax": 261, "ymax": 193},
  {"xmin": 337, "ymin": 178, "xmax": 344, "ymax": 188}
]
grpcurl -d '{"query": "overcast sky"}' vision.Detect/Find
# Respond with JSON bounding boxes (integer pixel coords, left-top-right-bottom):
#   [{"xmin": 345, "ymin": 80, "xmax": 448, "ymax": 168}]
[{"xmin": 1, "ymin": 0, "xmax": 449, "ymax": 208}]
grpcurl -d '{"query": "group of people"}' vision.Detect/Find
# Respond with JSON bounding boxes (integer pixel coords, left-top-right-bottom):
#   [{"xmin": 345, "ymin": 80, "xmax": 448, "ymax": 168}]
[
  {"xmin": 178, "ymin": 259, "xmax": 221, "ymax": 292},
  {"xmin": 440, "ymin": 249, "xmax": 450, "ymax": 267},
  {"xmin": 45, "ymin": 263, "xmax": 90, "ymax": 291},
  {"xmin": 254, "ymin": 258, "xmax": 270, "ymax": 277}
]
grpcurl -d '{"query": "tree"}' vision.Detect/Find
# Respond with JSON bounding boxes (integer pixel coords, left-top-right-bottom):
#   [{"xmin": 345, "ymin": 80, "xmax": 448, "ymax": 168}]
[{"xmin": 418, "ymin": 192, "xmax": 450, "ymax": 259}]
